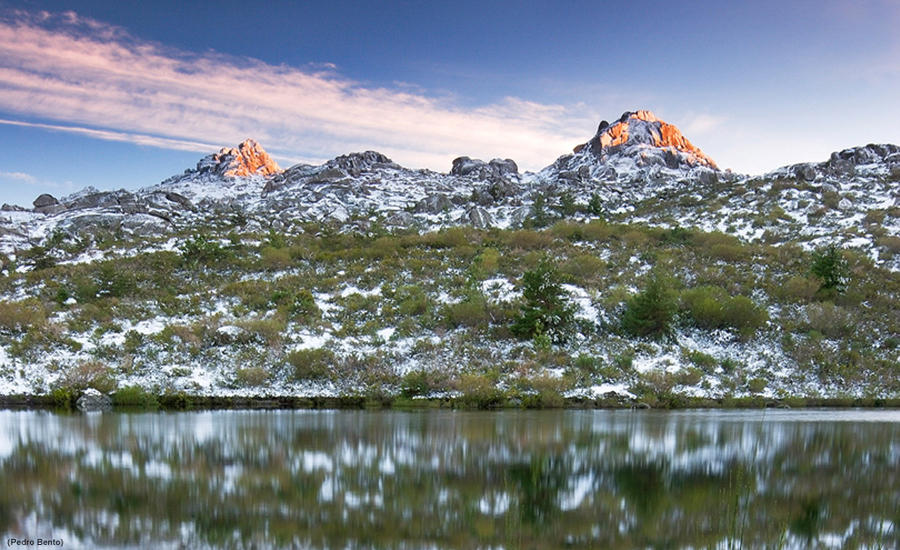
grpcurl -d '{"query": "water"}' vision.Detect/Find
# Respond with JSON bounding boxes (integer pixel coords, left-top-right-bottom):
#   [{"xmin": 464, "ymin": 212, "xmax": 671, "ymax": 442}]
[{"xmin": 1, "ymin": 408, "xmax": 898, "ymax": 549}]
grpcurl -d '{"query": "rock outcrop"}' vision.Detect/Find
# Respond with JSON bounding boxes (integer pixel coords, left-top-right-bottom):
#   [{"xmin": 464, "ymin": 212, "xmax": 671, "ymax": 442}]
[
  {"xmin": 575, "ymin": 110, "xmax": 718, "ymax": 170},
  {"xmin": 196, "ymin": 139, "xmax": 282, "ymax": 178}
]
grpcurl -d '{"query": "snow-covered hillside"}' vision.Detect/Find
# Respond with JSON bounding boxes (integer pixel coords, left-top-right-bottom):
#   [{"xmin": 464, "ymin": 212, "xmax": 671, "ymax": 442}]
[{"xmin": 2, "ymin": 110, "xmax": 900, "ymax": 404}]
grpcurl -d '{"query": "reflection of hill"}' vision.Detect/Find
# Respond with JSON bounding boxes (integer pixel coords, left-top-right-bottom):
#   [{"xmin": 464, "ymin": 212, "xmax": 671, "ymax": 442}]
[{"xmin": 0, "ymin": 410, "xmax": 898, "ymax": 549}]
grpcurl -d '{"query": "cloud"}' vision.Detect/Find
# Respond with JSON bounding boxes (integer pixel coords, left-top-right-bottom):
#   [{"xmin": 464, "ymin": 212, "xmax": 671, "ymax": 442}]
[
  {"xmin": 679, "ymin": 113, "xmax": 728, "ymax": 137},
  {"xmin": 0, "ymin": 10, "xmax": 593, "ymax": 171},
  {"xmin": 0, "ymin": 169, "xmax": 36, "ymax": 183}
]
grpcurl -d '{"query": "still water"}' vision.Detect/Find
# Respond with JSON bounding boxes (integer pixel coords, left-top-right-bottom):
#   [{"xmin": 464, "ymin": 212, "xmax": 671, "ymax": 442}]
[{"xmin": 0, "ymin": 408, "xmax": 898, "ymax": 549}]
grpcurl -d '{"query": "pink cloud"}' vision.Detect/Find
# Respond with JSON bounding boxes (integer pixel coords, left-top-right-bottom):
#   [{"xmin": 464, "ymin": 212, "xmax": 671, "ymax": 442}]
[{"xmin": 0, "ymin": 10, "xmax": 594, "ymax": 171}]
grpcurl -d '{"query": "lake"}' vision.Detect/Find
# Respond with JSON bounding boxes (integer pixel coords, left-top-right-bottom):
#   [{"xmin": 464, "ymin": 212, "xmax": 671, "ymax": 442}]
[{"xmin": 1, "ymin": 408, "xmax": 898, "ymax": 549}]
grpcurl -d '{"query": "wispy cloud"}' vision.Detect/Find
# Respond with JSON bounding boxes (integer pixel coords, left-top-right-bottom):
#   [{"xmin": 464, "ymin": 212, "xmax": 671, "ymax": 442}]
[
  {"xmin": 0, "ymin": 169, "xmax": 36, "ymax": 183},
  {"xmin": 0, "ymin": 10, "xmax": 593, "ymax": 171}
]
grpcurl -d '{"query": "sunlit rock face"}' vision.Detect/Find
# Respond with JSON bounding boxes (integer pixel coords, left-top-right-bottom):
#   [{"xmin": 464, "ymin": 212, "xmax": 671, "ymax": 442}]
[
  {"xmin": 574, "ymin": 110, "xmax": 718, "ymax": 170},
  {"xmin": 197, "ymin": 139, "xmax": 282, "ymax": 178}
]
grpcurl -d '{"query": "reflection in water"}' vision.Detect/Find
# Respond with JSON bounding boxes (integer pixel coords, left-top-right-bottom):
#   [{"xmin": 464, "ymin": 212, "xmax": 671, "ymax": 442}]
[{"xmin": 0, "ymin": 409, "xmax": 898, "ymax": 549}]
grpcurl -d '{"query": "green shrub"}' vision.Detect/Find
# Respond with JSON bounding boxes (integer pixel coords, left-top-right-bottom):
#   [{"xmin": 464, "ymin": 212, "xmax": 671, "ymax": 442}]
[
  {"xmin": 504, "ymin": 230, "xmax": 553, "ymax": 250},
  {"xmin": 237, "ymin": 317, "xmax": 287, "ymax": 348},
  {"xmin": 805, "ymin": 302, "xmax": 854, "ymax": 339},
  {"xmin": 810, "ymin": 243, "xmax": 849, "ymax": 294},
  {"xmin": 234, "ymin": 366, "xmax": 271, "ymax": 387},
  {"xmin": 723, "ymin": 295, "xmax": 768, "ymax": 337},
  {"xmin": 781, "ymin": 276, "xmax": 821, "ymax": 303},
  {"xmin": 400, "ymin": 369, "xmax": 449, "ymax": 398},
  {"xmin": 684, "ymin": 349, "xmax": 718, "ymax": 372},
  {"xmin": 112, "ymin": 385, "xmax": 159, "ymax": 409},
  {"xmin": 287, "ymin": 348, "xmax": 335, "ymax": 381},
  {"xmin": 444, "ymin": 297, "xmax": 491, "ymax": 329},
  {"xmin": 181, "ymin": 234, "xmax": 228, "ymax": 266},
  {"xmin": 0, "ymin": 299, "xmax": 46, "ymax": 334},
  {"xmin": 394, "ymin": 285, "xmax": 431, "ymax": 317},
  {"xmin": 260, "ymin": 246, "xmax": 292, "ymax": 270},
  {"xmin": 621, "ymin": 272, "xmax": 678, "ymax": 339},
  {"xmin": 680, "ymin": 286, "xmax": 767, "ymax": 338},
  {"xmin": 511, "ymin": 258, "xmax": 576, "ymax": 344},
  {"xmin": 561, "ymin": 254, "xmax": 606, "ymax": 283},
  {"xmin": 453, "ymin": 373, "xmax": 505, "ymax": 409}
]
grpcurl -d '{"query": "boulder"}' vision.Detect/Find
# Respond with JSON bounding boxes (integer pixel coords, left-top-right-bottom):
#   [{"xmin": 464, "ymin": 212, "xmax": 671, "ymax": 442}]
[
  {"xmin": 386, "ymin": 211, "xmax": 416, "ymax": 228},
  {"xmin": 465, "ymin": 207, "xmax": 493, "ymax": 229},
  {"xmin": 76, "ymin": 388, "xmax": 112, "ymax": 412},
  {"xmin": 795, "ymin": 165, "xmax": 817, "ymax": 181},
  {"xmin": 450, "ymin": 157, "xmax": 519, "ymax": 181},
  {"xmin": 414, "ymin": 193, "xmax": 454, "ymax": 214},
  {"xmin": 33, "ymin": 193, "xmax": 59, "ymax": 208},
  {"xmin": 488, "ymin": 158, "xmax": 519, "ymax": 178}
]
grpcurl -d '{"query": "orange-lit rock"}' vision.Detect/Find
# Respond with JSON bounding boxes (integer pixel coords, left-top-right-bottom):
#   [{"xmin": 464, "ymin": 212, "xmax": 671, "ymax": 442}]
[
  {"xmin": 208, "ymin": 139, "xmax": 282, "ymax": 178},
  {"xmin": 575, "ymin": 111, "xmax": 718, "ymax": 170}
]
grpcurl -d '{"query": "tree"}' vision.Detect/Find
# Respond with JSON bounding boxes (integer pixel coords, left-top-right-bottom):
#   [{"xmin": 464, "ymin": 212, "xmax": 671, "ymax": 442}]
[
  {"xmin": 810, "ymin": 243, "xmax": 849, "ymax": 294},
  {"xmin": 511, "ymin": 258, "xmax": 577, "ymax": 344},
  {"xmin": 621, "ymin": 272, "xmax": 678, "ymax": 339}
]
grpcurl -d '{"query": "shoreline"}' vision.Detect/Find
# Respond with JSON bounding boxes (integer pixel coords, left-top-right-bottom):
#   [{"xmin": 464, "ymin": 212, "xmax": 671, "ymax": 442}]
[{"xmin": 3, "ymin": 393, "xmax": 900, "ymax": 412}]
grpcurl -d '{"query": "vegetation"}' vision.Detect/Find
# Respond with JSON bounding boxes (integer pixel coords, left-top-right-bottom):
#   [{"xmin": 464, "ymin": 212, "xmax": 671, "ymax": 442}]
[
  {"xmin": 511, "ymin": 257, "xmax": 576, "ymax": 344},
  {"xmin": 0, "ymin": 213, "xmax": 898, "ymax": 406},
  {"xmin": 621, "ymin": 271, "xmax": 678, "ymax": 339}
]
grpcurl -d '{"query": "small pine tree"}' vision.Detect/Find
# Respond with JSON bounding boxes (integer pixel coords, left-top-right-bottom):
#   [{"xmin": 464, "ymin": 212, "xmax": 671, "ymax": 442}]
[
  {"xmin": 587, "ymin": 193, "xmax": 604, "ymax": 217},
  {"xmin": 530, "ymin": 194, "xmax": 551, "ymax": 228},
  {"xmin": 511, "ymin": 258, "xmax": 577, "ymax": 344},
  {"xmin": 810, "ymin": 244, "xmax": 849, "ymax": 294},
  {"xmin": 621, "ymin": 272, "xmax": 678, "ymax": 339}
]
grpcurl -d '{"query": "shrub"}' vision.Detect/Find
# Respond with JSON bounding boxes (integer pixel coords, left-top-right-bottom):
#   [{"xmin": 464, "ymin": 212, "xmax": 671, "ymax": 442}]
[
  {"xmin": 112, "ymin": 385, "xmax": 159, "ymax": 409},
  {"xmin": 781, "ymin": 276, "xmax": 821, "ymax": 303},
  {"xmin": 237, "ymin": 317, "xmax": 287, "ymax": 348},
  {"xmin": 621, "ymin": 272, "xmax": 678, "ymax": 339},
  {"xmin": 234, "ymin": 366, "xmax": 271, "ymax": 387},
  {"xmin": 180, "ymin": 234, "xmax": 227, "ymax": 266},
  {"xmin": 453, "ymin": 373, "xmax": 505, "ymax": 409},
  {"xmin": 56, "ymin": 360, "xmax": 117, "ymax": 394},
  {"xmin": 684, "ymin": 350, "xmax": 718, "ymax": 372},
  {"xmin": 511, "ymin": 258, "xmax": 577, "ymax": 344},
  {"xmin": 476, "ymin": 248, "xmax": 501, "ymax": 275},
  {"xmin": 504, "ymin": 230, "xmax": 553, "ymax": 251},
  {"xmin": 561, "ymin": 254, "xmax": 606, "ymax": 283},
  {"xmin": 444, "ymin": 298, "xmax": 491, "ymax": 329},
  {"xmin": 400, "ymin": 369, "xmax": 450, "ymax": 398},
  {"xmin": 723, "ymin": 295, "xmax": 768, "ymax": 338},
  {"xmin": 287, "ymin": 348, "xmax": 335, "ymax": 381},
  {"xmin": 0, "ymin": 299, "xmax": 46, "ymax": 334},
  {"xmin": 260, "ymin": 246, "xmax": 292, "ymax": 270},
  {"xmin": 394, "ymin": 285, "xmax": 431, "ymax": 317},
  {"xmin": 805, "ymin": 302, "xmax": 854, "ymax": 339},
  {"xmin": 680, "ymin": 286, "xmax": 768, "ymax": 338},
  {"xmin": 810, "ymin": 243, "xmax": 849, "ymax": 294}
]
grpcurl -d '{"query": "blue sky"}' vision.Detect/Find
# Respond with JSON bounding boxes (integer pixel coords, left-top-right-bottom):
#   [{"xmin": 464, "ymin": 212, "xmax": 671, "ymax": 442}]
[{"xmin": 1, "ymin": 0, "xmax": 898, "ymax": 207}]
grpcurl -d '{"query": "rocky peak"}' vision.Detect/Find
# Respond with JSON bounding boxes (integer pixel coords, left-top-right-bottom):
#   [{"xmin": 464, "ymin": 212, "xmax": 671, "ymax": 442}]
[
  {"xmin": 196, "ymin": 139, "xmax": 282, "ymax": 178},
  {"xmin": 575, "ymin": 110, "xmax": 718, "ymax": 170}
]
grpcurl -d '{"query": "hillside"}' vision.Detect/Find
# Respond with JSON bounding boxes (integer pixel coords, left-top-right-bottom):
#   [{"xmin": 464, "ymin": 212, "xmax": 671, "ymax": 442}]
[{"xmin": 1, "ymin": 111, "xmax": 900, "ymax": 408}]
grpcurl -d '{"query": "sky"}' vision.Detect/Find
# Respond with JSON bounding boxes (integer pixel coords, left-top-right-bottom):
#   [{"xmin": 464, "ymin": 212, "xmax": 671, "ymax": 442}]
[{"xmin": 0, "ymin": 0, "xmax": 899, "ymax": 208}]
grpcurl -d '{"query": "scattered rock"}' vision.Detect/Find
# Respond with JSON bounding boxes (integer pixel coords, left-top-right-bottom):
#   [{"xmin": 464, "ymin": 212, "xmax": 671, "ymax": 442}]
[
  {"xmin": 77, "ymin": 388, "xmax": 112, "ymax": 412},
  {"xmin": 386, "ymin": 211, "xmax": 416, "ymax": 228},
  {"xmin": 414, "ymin": 194, "xmax": 454, "ymax": 214}
]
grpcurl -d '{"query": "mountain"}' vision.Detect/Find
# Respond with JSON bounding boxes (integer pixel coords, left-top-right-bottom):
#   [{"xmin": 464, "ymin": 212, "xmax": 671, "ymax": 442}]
[
  {"xmin": 3, "ymin": 109, "xmax": 900, "ymax": 264},
  {"xmin": 3, "ymin": 110, "xmax": 900, "ymax": 406}
]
